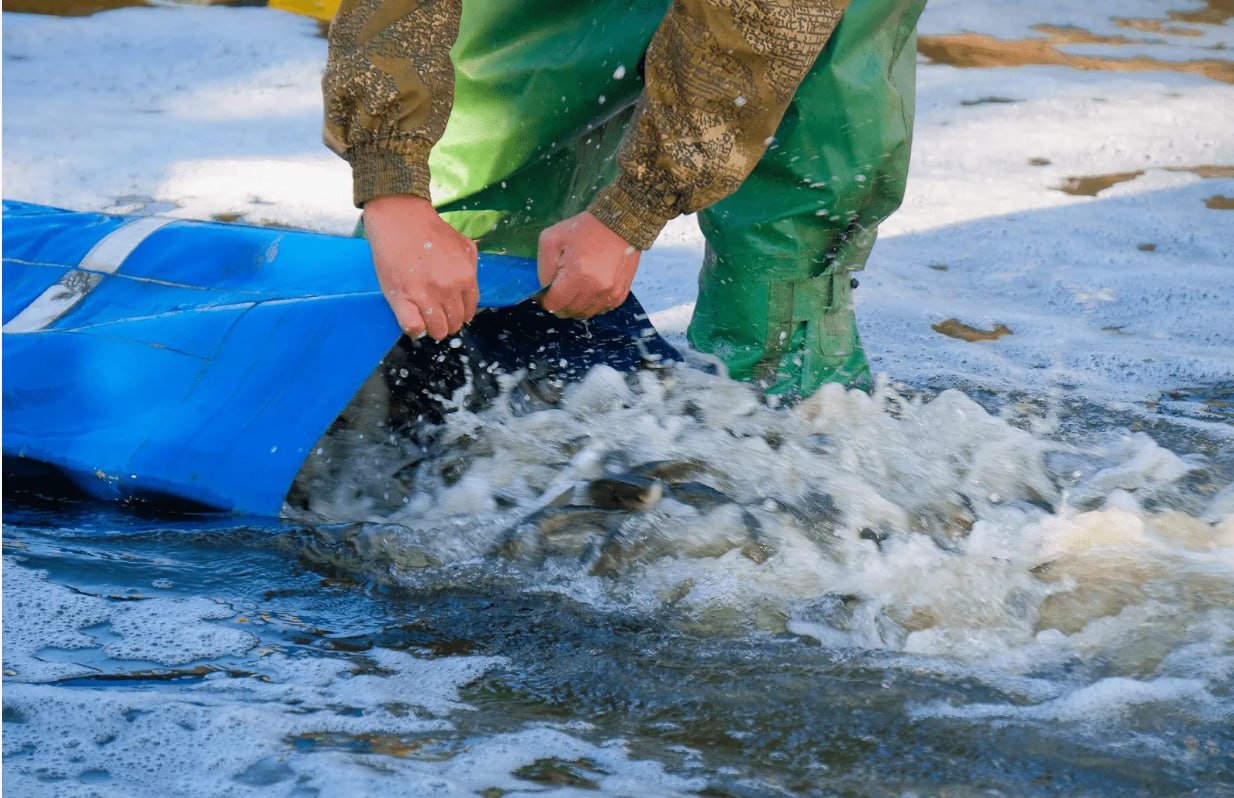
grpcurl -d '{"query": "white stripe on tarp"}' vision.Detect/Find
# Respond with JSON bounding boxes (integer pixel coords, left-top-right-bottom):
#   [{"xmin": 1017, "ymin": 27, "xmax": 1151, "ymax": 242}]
[{"xmin": 3, "ymin": 215, "xmax": 176, "ymax": 334}]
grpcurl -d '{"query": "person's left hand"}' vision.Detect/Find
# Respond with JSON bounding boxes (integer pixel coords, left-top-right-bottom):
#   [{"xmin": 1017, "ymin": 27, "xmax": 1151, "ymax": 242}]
[{"xmin": 537, "ymin": 212, "xmax": 641, "ymax": 318}]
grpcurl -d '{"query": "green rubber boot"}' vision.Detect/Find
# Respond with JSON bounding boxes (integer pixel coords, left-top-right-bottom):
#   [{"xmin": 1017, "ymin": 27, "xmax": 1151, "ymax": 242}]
[
  {"xmin": 690, "ymin": 0, "xmax": 925, "ymax": 398},
  {"xmin": 690, "ymin": 236, "xmax": 875, "ymax": 397}
]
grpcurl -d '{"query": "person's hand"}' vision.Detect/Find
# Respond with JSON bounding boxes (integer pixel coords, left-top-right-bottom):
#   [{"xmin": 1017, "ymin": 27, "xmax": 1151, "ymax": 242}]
[
  {"xmin": 363, "ymin": 194, "xmax": 479, "ymax": 340},
  {"xmin": 537, "ymin": 212, "xmax": 641, "ymax": 318}
]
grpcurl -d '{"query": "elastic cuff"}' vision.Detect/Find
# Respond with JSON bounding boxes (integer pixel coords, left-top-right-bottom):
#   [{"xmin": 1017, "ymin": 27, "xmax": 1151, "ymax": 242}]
[
  {"xmin": 586, "ymin": 174, "xmax": 672, "ymax": 250},
  {"xmin": 348, "ymin": 142, "xmax": 433, "ymax": 207}
]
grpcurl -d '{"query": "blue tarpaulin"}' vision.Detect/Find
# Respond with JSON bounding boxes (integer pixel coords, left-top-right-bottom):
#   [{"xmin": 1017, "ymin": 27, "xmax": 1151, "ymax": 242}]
[{"xmin": 2, "ymin": 201, "xmax": 545, "ymax": 515}]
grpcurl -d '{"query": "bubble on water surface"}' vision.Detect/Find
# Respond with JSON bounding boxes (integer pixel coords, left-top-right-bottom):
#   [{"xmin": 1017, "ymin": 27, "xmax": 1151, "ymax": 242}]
[
  {"xmin": 102, "ymin": 597, "xmax": 258, "ymax": 666},
  {"xmin": 2, "ymin": 559, "xmax": 111, "ymax": 682},
  {"xmin": 2, "ymin": 646, "xmax": 699, "ymax": 797}
]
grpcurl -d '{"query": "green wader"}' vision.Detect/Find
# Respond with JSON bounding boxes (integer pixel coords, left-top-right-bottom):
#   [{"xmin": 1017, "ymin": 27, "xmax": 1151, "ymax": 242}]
[{"xmin": 428, "ymin": 0, "xmax": 926, "ymax": 398}]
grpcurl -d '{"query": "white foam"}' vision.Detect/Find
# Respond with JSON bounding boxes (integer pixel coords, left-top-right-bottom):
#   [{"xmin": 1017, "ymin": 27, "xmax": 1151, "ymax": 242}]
[
  {"xmin": 102, "ymin": 596, "xmax": 258, "ymax": 666},
  {"xmin": 2, "ymin": 645, "xmax": 698, "ymax": 797},
  {"xmin": 3, "ymin": 544, "xmax": 694, "ymax": 795},
  {"xmin": 2, "ymin": 558, "xmax": 111, "ymax": 682},
  {"xmin": 915, "ymin": 675, "xmax": 1216, "ymax": 724}
]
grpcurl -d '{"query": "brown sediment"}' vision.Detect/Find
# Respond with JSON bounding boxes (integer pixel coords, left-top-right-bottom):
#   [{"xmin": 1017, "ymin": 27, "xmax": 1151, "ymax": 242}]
[
  {"xmin": 513, "ymin": 758, "xmax": 606, "ymax": 788},
  {"xmin": 1138, "ymin": 243, "xmax": 1158, "ymax": 252},
  {"xmin": 2, "ymin": 0, "xmax": 147, "ymax": 14},
  {"xmin": 288, "ymin": 732, "xmax": 456, "ymax": 760},
  {"xmin": 1031, "ymin": 24, "xmax": 1139, "ymax": 46},
  {"xmin": 1172, "ymin": 165, "xmax": 1234, "ymax": 179},
  {"xmin": 1169, "ymin": 0, "xmax": 1234, "ymax": 26},
  {"xmin": 917, "ymin": 25, "xmax": 1234, "ymax": 84},
  {"xmin": 1206, "ymin": 195, "xmax": 1234, "ymax": 209},
  {"xmin": 211, "ymin": 212, "xmax": 244, "ymax": 224},
  {"xmin": 1113, "ymin": 18, "xmax": 1205, "ymax": 36},
  {"xmin": 1057, "ymin": 171, "xmax": 1145, "ymax": 197},
  {"xmin": 1056, "ymin": 165, "xmax": 1234, "ymax": 196},
  {"xmin": 1028, "ymin": 157, "xmax": 1052, "ymax": 166},
  {"xmin": 64, "ymin": 665, "xmax": 260, "ymax": 683},
  {"xmin": 931, "ymin": 319, "xmax": 1013, "ymax": 342}
]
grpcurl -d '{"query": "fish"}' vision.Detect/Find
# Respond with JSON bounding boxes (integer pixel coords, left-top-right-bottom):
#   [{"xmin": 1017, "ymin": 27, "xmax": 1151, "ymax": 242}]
[
  {"xmin": 666, "ymin": 481, "xmax": 732, "ymax": 509},
  {"xmin": 586, "ymin": 474, "xmax": 663, "ymax": 511},
  {"xmin": 495, "ymin": 503, "xmax": 627, "ymax": 564},
  {"xmin": 628, "ymin": 459, "xmax": 706, "ymax": 484}
]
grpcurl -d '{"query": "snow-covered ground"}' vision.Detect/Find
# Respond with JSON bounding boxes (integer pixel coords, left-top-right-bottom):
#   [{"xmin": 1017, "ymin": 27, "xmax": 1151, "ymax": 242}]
[{"xmin": 3, "ymin": 1, "xmax": 1232, "ymax": 408}]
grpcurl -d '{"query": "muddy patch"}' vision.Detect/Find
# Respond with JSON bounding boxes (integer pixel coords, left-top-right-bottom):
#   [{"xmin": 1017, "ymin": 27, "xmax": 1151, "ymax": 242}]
[
  {"xmin": 918, "ymin": 21, "xmax": 1234, "ymax": 84},
  {"xmin": 1113, "ymin": 17, "xmax": 1206, "ymax": 36},
  {"xmin": 931, "ymin": 319, "xmax": 1013, "ymax": 342},
  {"xmin": 1056, "ymin": 170, "xmax": 1146, "ymax": 197},
  {"xmin": 2, "ymin": 0, "xmax": 262, "ymax": 14},
  {"xmin": 1056, "ymin": 165, "xmax": 1234, "ymax": 196},
  {"xmin": 1168, "ymin": 0, "xmax": 1234, "ymax": 26},
  {"xmin": 2, "ymin": 0, "xmax": 148, "ymax": 14}
]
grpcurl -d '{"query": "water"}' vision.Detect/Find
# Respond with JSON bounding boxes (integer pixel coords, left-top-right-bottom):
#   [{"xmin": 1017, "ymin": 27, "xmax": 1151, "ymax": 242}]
[{"xmin": 5, "ymin": 361, "xmax": 1233, "ymax": 797}]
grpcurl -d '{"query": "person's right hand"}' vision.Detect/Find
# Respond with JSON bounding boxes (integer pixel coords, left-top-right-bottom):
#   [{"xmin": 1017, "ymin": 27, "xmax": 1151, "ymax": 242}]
[{"xmin": 363, "ymin": 194, "xmax": 479, "ymax": 341}]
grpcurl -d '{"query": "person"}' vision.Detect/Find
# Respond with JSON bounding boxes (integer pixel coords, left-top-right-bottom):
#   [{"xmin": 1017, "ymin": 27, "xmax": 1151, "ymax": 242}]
[{"xmin": 323, "ymin": 0, "xmax": 925, "ymax": 400}]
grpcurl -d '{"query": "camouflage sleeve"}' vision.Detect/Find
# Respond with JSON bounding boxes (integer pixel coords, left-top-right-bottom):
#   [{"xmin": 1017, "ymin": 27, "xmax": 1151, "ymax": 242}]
[
  {"xmin": 322, "ymin": 0, "xmax": 461, "ymax": 207},
  {"xmin": 587, "ymin": 0, "xmax": 850, "ymax": 250}
]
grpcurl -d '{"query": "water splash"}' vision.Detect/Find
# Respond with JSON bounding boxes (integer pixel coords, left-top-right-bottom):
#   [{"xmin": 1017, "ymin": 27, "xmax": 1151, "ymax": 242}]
[{"xmin": 287, "ymin": 361, "xmax": 1234, "ymax": 677}]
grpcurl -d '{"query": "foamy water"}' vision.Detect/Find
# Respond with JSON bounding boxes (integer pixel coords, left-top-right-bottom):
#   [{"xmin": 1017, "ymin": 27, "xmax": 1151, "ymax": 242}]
[
  {"xmin": 7, "ymin": 360, "xmax": 1232, "ymax": 794},
  {"xmin": 289, "ymin": 362, "xmax": 1234, "ymax": 662}
]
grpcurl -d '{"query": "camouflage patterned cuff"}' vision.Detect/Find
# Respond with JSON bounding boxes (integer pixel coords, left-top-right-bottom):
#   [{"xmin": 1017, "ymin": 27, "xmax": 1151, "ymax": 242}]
[
  {"xmin": 348, "ymin": 142, "xmax": 434, "ymax": 207},
  {"xmin": 586, "ymin": 173, "xmax": 672, "ymax": 251}
]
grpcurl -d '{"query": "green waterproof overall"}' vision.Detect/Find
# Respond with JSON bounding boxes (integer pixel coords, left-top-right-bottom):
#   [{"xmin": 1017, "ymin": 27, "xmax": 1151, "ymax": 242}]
[{"xmin": 425, "ymin": 0, "xmax": 925, "ymax": 398}]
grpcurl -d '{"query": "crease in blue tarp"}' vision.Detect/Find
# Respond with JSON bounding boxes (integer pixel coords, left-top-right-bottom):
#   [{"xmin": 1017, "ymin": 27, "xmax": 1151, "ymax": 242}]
[{"xmin": 2, "ymin": 200, "xmax": 544, "ymax": 515}]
